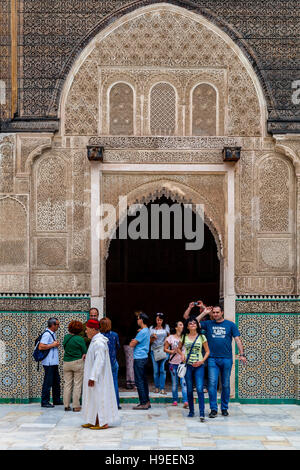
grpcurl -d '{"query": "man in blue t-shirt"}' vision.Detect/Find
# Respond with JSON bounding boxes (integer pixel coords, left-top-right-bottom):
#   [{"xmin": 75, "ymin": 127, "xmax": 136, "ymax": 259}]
[
  {"xmin": 197, "ymin": 305, "xmax": 246, "ymax": 418},
  {"xmin": 129, "ymin": 312, "xmax": 151, "ymax": 410}
]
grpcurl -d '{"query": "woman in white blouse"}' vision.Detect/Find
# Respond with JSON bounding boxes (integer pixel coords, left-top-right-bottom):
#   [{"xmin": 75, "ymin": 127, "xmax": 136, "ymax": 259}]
[{"xmin": 149, "ymin": 313, "xmax": 170, "ymax": 394}]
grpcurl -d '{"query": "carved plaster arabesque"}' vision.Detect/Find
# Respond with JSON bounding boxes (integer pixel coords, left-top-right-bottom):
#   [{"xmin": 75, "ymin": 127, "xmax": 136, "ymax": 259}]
[
  {"xmin": 0, "ymin": 196, "xmax": 29, "ymax": 290},
  {"xmin": 89, "ymin": 136, "xmax": 239, "ymax": 149},
  {"xmin": 0, "ymin": 134, "xmax": 15, "ymax": 193},
  {"xmin": 35, "ymin": 238, "xmax": 68, "ymax": 270},
  {"xmin": 103, "ymin": 149, "xmax": 224, "ymax": 164},
  {"xmin": 235, "ymin": 276, "xmax": 295, "ymax": 295},
  {"xmin": 16, "ymin": 134, "xmax": 53, "ymax": 175},
  {"xmin": 98, "ymin": 67, "xmax": 225, "ymax": 136},
  {"xmin": 258, "ymin": 239, "xmax": 292, "ymax": 272},
  {"xmin": 62, "ymin": 6, "xmax": 263, "ymax": 137}
]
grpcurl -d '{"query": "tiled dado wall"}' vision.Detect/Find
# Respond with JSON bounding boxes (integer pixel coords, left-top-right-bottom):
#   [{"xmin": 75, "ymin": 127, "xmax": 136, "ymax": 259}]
[
  {"xmin": 236, "ymin": 296, "xmax": 300, "ymax": 404},
  {"xmin": 0, "ymin": 295, "xmax": 89, "ymax": 402}
]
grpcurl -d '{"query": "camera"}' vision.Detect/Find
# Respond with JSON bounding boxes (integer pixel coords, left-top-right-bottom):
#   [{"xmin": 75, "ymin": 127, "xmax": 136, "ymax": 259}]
[{"xmin": 193, "ymin": 302, "xmax": 198, "ymax": 306}]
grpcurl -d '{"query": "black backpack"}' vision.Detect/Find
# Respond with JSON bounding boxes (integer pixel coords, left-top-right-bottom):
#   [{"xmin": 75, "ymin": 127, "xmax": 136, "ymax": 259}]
[{"xmin": 33, "ymin": 330, "xmax": 55, "ymax": 370}]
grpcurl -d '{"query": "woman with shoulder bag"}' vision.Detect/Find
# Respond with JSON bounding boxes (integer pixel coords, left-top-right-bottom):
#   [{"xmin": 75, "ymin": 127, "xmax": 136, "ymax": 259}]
[
  {"xmin": 177, "ymin": 317, "xmax": 210, "ymax": 422},
  {"xmin": 149, "ymin": 313, "xmax": 170, "ymax": 394},
  {"xmin": 164, "ymin": 321, "xmax": 188, "ymax": 408},
  {"xmin": 63, "ymin": 320, "xmax": 87, "ymax": 412}
]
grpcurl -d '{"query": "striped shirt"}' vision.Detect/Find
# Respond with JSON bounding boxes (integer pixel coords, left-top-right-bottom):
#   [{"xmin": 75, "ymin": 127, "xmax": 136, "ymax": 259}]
[{"xmin": 183, "ymin": 335, "xmax": 207, "ymax": 365}]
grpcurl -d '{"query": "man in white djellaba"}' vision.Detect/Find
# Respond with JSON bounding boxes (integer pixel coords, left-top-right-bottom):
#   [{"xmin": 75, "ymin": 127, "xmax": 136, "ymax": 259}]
[{"xmin": 81, "ymin": 319, "xmax": 120, "ymax": 430}]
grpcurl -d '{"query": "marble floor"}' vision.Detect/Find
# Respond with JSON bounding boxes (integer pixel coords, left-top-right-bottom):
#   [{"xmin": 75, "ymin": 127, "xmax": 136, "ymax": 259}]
[{"xmin": 0, "ymin": 402, "xmax": 299, "ymax": 450}]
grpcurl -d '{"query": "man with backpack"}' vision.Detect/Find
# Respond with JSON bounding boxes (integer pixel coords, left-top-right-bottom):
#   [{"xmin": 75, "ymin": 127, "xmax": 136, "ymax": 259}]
[{"xmin": 38, "ymin": 318, "xmax": 62, "ymax": 408}]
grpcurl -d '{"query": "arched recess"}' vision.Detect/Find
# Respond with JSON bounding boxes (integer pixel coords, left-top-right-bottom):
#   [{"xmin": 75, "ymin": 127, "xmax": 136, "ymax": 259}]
[
  {"xmin": 100, "ymin": 179, "xmax": 225, "ymax": 304},
  {"xmin": 254, "ymin": 153, "xmax": 296, "ymax": 280},
  {"xmin": 0, "ymin": 196, "xmax": 28, "ymax": 271},
  {"xmin": 149, "ymin": 82, "xmax": 177, "ymax": 136},
  {"xmin": 109, "ymin": 82, "xmax": 134, "ymax": 135},
  {"xmin": 60, "ymin": 3, "xmax": 266, "ymax": 137},
  {"xmin": 191, "ymin": 83, "xmax": 218, "ymax": 136}
]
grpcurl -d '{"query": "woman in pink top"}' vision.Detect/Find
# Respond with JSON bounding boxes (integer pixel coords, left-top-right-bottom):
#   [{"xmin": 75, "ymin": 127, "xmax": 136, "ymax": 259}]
[{"xmin": 164, "ymin": 321, "xmax": 188, "ymax": 408}]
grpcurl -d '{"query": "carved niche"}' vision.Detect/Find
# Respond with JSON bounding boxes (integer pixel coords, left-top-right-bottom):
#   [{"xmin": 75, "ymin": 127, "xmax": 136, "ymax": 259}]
[
  {"xmin": 109, "ymin": 83, "xmax": 134, "ymax": 135},
  {"xmin": 192, "ymin": 84, "xmax": 217, "ymax": 136},
  {"xmin": 0, "ymin": 197, "xmax": 27, "ymax": 270},
  {"xmin": 150, "ymin": 82, "xmax": 176, "ymax": 135},
  {"xmin": 35, "ymin": 154, "xmax": 68, "ymax": 232}
]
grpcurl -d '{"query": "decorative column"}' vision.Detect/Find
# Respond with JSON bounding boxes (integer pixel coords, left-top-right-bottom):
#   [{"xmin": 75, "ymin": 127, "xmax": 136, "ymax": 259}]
[
  {"xmin": 296, "ymin": 165, "xmax": 300, "ymax": 296},
  {"xmin": 88, "ymin": 146, "xmax": 104, "ymax": 316}
]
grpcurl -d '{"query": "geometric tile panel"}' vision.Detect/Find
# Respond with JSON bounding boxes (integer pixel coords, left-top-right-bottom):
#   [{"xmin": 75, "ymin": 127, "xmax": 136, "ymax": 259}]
[
  {"xmin": 0, "ymin": 311, "xmax": 88, "ymax": 401},
  {"xmin": 236, "ymin": 314, "xmax": 298, "ymax": 400}
]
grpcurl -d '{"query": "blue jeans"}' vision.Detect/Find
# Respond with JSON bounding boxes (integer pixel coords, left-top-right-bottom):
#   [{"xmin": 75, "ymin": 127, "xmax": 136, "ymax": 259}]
[
  {"xmin": 41, "ymin": 365, "xmax": 61, "ymax": 405},
  {"xmin": 150, "ymin": 351, "xmax": 167, "ymax": 390},
  {"xmin": 208, "ymin": 357, "xmax": 233, "ymax": 411},
  {"xmin": 111, "ymin": 361, "xmax": 120, "ymax": 407},
  {"xmin": 185, "ymin": 364, "xmax": 205, "ymax": 416},
  {"xmin": 169, "ymin": 363, "xmax": 188, "ymax": 403},
  {"xmin": 134, "ymin": 358, "xmax": 149, "ymax": 405}
]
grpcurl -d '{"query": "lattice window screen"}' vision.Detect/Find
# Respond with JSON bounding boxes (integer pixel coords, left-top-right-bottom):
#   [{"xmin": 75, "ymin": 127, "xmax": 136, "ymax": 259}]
[
  {"xmin": 192, "ymin": 84, "xmax": 217, "ymax": 136},
  {"xmin": 109, "ymin": 83, "xmax": 134, "ymax": 135},
  {"xmin": 150, "ymin": 83, "xmax": 176, "ymax": 135}
]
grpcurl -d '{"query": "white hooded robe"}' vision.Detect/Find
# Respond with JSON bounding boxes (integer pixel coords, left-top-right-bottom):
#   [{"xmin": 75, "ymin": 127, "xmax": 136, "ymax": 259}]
[{"xmin": 82, "ymin": 332, "xmax": 120, "ymax": 426}]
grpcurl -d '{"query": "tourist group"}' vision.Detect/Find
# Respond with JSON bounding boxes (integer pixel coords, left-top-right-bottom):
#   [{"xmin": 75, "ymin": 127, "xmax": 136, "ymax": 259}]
[{"xmin": 35, "ymin": 301, "xmax": 246, "ymax": 430}]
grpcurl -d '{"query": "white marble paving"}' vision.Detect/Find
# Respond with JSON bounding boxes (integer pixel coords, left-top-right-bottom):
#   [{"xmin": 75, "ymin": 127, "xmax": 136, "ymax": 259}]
[{"xmin": 0, "ymin": 403, "xmax": 299, "ymax": 450}]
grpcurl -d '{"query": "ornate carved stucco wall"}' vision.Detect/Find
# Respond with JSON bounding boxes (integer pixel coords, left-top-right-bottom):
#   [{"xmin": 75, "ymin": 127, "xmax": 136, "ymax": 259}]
[
  {"xmin": 1, "ymin": 4, "xmax": 299, "ymax": 297},
  {"xmin": 0, "ymin": 3, "xmax": 300, "ymax": 402},
  {"xmin": 62, "ymin": 6, "xmax": 263, "ymax": 138}
]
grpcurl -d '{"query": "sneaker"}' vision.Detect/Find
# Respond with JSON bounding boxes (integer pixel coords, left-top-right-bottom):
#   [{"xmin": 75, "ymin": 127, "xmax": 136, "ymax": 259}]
[
  {"xmin": 221, "ymin": 409, "xmax": 229, "ymax": 416},
  {"xmin": 160, "ymin": 389, "xmax": 167, "ymax": 395},
  {"xmin": 172, "ymin": 401, "xmax": 178, "ymax": 406},
  {"xmin": 41, "ymin": 403, "xmax": 54, "ymax": 408},
  {"xmin": 183, "ymin": 402, "xmax": 189, "ymax": 409},
  {"xmin": 187, "ymin": 412, "xmax": 195, "ymax": 418},
  {"xmin": 200, "ymin": 416, "xmax": 205, "ymax": 423},
  {"xmin": 209, "ymin": 410, "xmax": 218, "ymax": 418},
  {"xmin": 146, "ymin": 401, "xmax": 151, "ymax": 409}
]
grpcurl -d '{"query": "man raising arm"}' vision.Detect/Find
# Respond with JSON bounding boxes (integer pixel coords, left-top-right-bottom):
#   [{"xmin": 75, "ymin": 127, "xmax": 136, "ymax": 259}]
[
  {"xmin": 200, "ymin": 305, "xmax": 246, "ymax": 418},
  {"xmin": 183, "ymin": 301, "xmax": 213, "ymax": 323}
]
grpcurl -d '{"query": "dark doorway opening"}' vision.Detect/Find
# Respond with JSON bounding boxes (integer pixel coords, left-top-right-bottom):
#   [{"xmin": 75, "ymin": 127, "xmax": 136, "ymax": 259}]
[{"xmin": 106, "ymin": 196, "xmax": 220, "ymax": 387}]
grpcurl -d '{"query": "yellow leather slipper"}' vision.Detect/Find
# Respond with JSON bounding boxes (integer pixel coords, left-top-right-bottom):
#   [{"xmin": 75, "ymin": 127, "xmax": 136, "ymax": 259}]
[{"xmin": 90, "ymin": 424, "xmax": 109, "ymax": 430}]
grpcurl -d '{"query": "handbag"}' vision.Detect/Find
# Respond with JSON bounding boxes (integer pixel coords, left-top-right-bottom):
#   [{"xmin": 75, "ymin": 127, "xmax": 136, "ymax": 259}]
[
  {"xmin": 177, "ymin": 334, "xmax": 200, "ymax": 378},
  {"xmin": 153, "ymin": 346, "xmax": 167, "ymax": 362}
]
